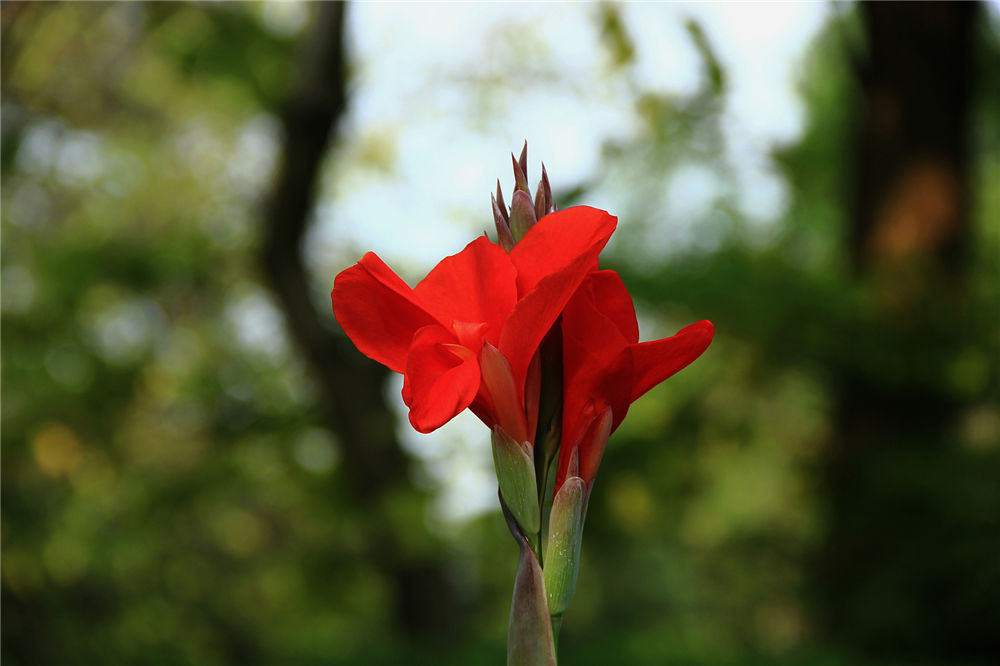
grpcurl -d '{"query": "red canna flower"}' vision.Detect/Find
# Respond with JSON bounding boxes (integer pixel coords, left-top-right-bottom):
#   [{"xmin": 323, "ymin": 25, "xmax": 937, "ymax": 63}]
[
  {"xmin": 554, "ymin": 269, "xmax": 714, "ymax": 493},
  {"xmin": 331, "ymin": 206, "xmax": 617, "ymax": 440},
  {"xmin": 333, "ymin": 148, "xmax": 714, "ymax": 664}
]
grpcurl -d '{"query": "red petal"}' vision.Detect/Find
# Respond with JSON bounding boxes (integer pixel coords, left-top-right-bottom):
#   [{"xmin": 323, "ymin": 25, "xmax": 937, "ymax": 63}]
[
  {"xmin": 480, "ymin": 342, "xmax": 530, "ymax": 443},
  {"xmin": 561, "ymin": 274, "xmax": 635, "ymax": 432},
  {"xmin": 578, "ymin": 403, "xmax": 613, "ymax": 485},
  {"xmin": 414, "ymin": 236, "xmax": 517, "ymax": 344},
  {"xmin": 509, "ymin": 206, "xmax": 617, "ymax": 296},
  {"xmin": 629, "ymin": 320, "xmax": 715, "ymax": 403},
  {"xmin": 586, "ymin": 269, "xmax": 639, "ymax": 344},
  {"xmin": 498, "ymin": 209, "xmax": 617, "ymax": 401},
  {"xmin": 554, "ymin": 400, "xmax": 613, "ymax": 493},
  {"xmin": 332, "ymin": 253, "xmax": 439, "ymax": 373},
  {"xmin": 557, "ymin": 278, "xmax": 634, "ymax": 486},
  {"xmin": 403, "ymin": 325, "xmax": 480, "ymax": 433}
]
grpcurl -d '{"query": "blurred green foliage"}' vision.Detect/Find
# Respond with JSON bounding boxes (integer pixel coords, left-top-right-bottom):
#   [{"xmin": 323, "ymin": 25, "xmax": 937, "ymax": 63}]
[{"xmin": 2, "ymin": 3, "xmax": 998, "ymax": 666}]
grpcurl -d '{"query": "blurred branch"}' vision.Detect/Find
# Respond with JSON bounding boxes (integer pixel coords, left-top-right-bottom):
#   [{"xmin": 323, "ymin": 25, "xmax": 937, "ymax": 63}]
[{"xmin": 260, "ymin": 2, "xmax": 456, "ymax": 637}]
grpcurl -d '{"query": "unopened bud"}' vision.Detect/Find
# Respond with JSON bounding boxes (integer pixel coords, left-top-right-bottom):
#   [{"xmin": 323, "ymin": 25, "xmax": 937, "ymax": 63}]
[
  {"xmin": 507, "ymin": 522, "xmax": 556, "ymax": 666},
  {"xmin": 492, "ymin": 427, "xmax": 540, "ymax": 536},
  {"xmin": 492, "ymin": 193, "xmax": 515, "ymax": 252},
  {"xmin": 509, "ymin": 190, "xmax": 537, "ymax": 242},
  {"xmin": 534, "ymin": 178, "xmax": 548, "ymax": 222},
  {"xmin": 543, "ymin": 476, "xmax": 587, "ymax": 616}
]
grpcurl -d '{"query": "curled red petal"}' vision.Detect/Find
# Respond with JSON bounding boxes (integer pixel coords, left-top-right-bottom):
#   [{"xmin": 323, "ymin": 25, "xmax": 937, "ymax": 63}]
[
  {"xmin": 332, "ymin": 252, "xmax": 439, "ymax": 373},
  {"xmin": 629, "ymin": 320, "xmax": 715, "ymax": 403},
  {"xmin": 554, "ymin": 400, "xmax": 613, "ymax": 493},
  {"xmin": 480, "ymin": 342, "xmax": 530, "ymax": 443},
  {"xmin": 403, "ymin": 325, "xmax": 480, "ymax": 433},
  {"xmin": 414, "ymin": 236, "xmax": 517, "ymax": 344},
  {"xmin": 509, "ymin": 206, "xmax": 617, "ymax": 296}
]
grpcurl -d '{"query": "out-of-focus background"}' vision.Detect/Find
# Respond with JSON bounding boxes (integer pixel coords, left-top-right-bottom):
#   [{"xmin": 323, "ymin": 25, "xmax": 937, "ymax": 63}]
[{"xmin": 2, "ymin": 2, "xmax": 998, "ymax": 664}]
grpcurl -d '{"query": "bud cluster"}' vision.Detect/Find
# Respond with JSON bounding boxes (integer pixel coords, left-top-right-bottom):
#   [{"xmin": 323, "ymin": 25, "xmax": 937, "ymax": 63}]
[{"xmin": 492, "ymin": 142, "xmax": 555, "ymax": 251}]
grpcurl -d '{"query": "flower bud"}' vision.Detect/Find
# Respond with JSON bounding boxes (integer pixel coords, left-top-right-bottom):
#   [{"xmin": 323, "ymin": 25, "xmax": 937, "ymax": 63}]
[
  {"xmin": 534, "ymin": 177, "xmax": 548, "ymax": 222},
  {"xmin": 492, "ymin": 192, "xmax": 515, "ymax": 252},
  {"xmin": 534, "ymin": 162, "xmax": 555, "ymax": 221},
  {"xmin": 506, "ymin": 514, "xmax": 556, "ymax": 666},
  {"xmin": 543, "ymin": 475, "xmax": 586, "ymax": 616},
  {"xmin": 492, "ymin": 427, "xmax": 540, "ymax": 537},
  {"xmin": 509, "ymin": 190, "xmax": 537, "ymax": 242}
]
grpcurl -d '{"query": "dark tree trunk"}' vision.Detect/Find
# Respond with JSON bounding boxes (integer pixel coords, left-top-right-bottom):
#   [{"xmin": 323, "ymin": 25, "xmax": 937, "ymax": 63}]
[
  {"xmin": 260, "ymin": 2, "xmax": 457, "ymax": 638},
  {"xmin": 820, "ymin": 2, "xmax": 998, "ymax": 660},
  {"xmin": 849, "ymin": 2, "xmax": 974, "ymax": 277}
]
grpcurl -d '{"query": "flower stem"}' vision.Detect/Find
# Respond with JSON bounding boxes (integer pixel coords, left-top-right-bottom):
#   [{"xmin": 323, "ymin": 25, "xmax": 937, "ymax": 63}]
[{"xmin": 527, "ymin": 530, "xmax": 542, "ymax": 565}]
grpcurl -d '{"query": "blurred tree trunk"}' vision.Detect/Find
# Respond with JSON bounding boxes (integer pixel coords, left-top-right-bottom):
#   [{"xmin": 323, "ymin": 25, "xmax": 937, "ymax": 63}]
[
  {"xmin": 821, "ymin": 1, "xmax": 994, "ymax": 659},
  {"xmin": 261, "ymin": 2, "xmax": 456, "ymax": 638}
]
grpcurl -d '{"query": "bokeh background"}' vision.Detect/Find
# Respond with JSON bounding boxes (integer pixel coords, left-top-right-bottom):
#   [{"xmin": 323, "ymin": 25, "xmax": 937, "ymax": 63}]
[{"xmin": 3, "ymin": 2, "xmax": 999, "ymax": 665}]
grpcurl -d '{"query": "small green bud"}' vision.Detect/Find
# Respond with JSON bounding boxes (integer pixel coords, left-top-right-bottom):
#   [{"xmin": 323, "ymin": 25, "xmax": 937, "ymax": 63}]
[
  {"xmin": 543, "ymin": 476, "xmax": 586, "ymax": 616},
  {"xmin": 492, "ymin": 427, "xmax": 540, "ymax": 536}
]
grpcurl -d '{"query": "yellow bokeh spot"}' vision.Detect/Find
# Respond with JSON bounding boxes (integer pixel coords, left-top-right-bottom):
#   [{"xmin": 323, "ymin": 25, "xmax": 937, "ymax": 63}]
[
  {"xmin": 211, "ymin": 508, "xmax": 267, "ymax": 557},
  {"xmin": 32, "ymin": 422, "xmax": 82, "ymax": 478},
  {"xmin": 607, "ymin": 474, "xmax": 655, "ymax": 534}
]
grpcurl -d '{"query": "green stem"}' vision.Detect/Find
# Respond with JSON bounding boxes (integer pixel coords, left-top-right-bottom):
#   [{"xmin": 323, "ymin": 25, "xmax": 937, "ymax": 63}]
[
  {"xmin": 527, "ymin": 530, "xmax": 542, "ymax": 565},
  {"xmin": 551, "ymin": 615, "xmax": 562, "ymax": 659}
]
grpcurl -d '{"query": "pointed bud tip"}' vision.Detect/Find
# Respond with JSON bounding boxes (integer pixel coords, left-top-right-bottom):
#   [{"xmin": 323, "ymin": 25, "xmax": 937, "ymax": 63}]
[
  {"xmin": 511, "ymin": 152, "xmax": 529, "ymax": 195},
  {"xmin": 495, "ymin": 180, "xmax": 508, "ymax": 219},
  {"xmin": 541, "ymin": 163, "xmax": 553, "ymax": 211}
]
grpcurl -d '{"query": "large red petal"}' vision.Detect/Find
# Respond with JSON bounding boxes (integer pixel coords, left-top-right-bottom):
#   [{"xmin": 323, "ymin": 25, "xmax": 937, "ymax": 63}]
[
  {"xmin": 586, "ymin": 269, "xmax": 639, "ymax": 344},
  {"xmin": 498, "ymin": 209, "xmax": 617, "ymax": 401},
  {"xmin": 557, "ymin": 278, "xmax": 634, "ymax": 487},
  {"xmin": 332, "ymin": 253, "xmax": 439, "ymax": 373},
  {"xmin": 403, "ymin": 325, "xmax": 481, "ymax": 433},
  {"xmin": 414, "ymin": 236, "xmax": 517, "ymax": 344},
  {"xmin": 629, "ymin": 320, "xmax": 715, "ymax": 403},
  {"xmin": 508, "ymin": 206, "xmax": 617, "ymax": 296}
]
